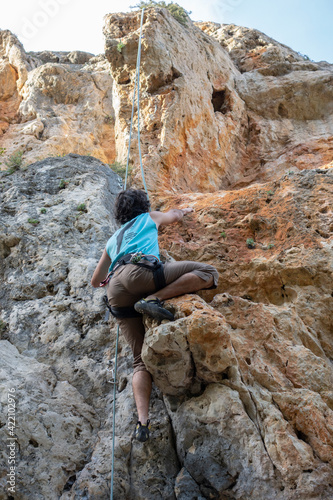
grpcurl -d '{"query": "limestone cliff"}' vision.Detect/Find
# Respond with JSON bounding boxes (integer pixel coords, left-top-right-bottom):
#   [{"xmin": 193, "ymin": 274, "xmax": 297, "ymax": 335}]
[
  {"xmin": 0, "ymin": 6, "xmax": 332, "ymax": 500},
  {"xmin": 103, "ymin": 10, "xmax": 333, "ymax": 191},
  {"xmin": 0, "ymin": 30, "xmax": 115, "ymax": 167}
]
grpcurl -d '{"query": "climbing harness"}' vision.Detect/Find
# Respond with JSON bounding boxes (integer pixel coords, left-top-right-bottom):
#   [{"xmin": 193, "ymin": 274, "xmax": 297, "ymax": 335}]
[
  {"xmin": 105, "ymin": 253, "xmax": 166, "ymax": 320},
  {"xmin": 109, "ymin": 8, "xmax": 147, "ymax": 500}
]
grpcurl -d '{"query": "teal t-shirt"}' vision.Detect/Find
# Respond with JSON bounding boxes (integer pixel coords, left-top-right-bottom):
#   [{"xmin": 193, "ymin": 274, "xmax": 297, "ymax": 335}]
[{"xmin": 106, "ymin": 212, "xmax": 160, "ymax": 271}]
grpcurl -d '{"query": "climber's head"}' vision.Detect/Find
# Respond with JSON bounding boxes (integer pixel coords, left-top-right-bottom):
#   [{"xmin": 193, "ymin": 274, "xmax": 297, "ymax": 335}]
[{"xmin": 115, "ymin": 189, "xmax": 150, "ymax": 224}]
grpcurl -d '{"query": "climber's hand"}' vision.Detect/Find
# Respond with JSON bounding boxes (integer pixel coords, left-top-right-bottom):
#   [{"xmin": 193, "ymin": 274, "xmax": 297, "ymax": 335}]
[{"xmin": 181, "ymin": 207, "xmax": 194, "ymax": 215}]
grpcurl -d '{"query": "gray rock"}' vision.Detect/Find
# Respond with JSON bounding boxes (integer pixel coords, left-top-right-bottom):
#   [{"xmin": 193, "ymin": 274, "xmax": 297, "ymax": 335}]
[{"xmin": 0, "ymin": 155, "xmax": 182, "ymax": 499}]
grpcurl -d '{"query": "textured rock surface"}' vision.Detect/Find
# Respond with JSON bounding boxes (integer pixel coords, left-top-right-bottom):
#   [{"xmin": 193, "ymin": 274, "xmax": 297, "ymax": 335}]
[
  {"xmin": 103, "ymin": 10, "xmax": 333, "ymax": 192},
  {"xmin": 0, "ymin": 155, "xmax": 179, "ymax": 499},
  {"xmin": 143, "ymin": 289, "xmax": 333, "ymax": 498},
  {"xmin": 0, "ymin": 6, "xmax": 333, "ymax": 500},
  {"xmin": 195, "ymin": 22, "xmax": 333, "ymax": 185},
  {"xmin": 0, "ymin": 32, "xmax": 115, "ymax": 168}
]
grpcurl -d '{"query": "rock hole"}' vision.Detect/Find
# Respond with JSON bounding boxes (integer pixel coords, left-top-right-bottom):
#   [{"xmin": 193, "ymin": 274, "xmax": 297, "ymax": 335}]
[
  {"xmin": 278, "ymin": 103, "xmax": 289, "ymax": 118},
  {"xmin": 0, "ymin": 243, "xmax": 10, "ymax": 259},
  {"xmin": 29, "ymin": 438, "xmax": 39, "ymax": 448},
  {"xmin": 171, "ymin": 66, "xmax": 182, "ymax": 81},
  {"xmin": 63, "ymin": 474, "xmax": 77, "ymax": 491},
  {"xmin": 241, "ymin": 295, "xmax": 253, "ymax": 301},
  {"xmin": 316, "ymin": 229, "xmax": 329, "ymax": 238},
  {"xmin": 212, "ymin": 88, "xmax": 231, "ymax": 114},
  {"xmin": 295, "ymin": 429, "xmax": 308, "ymax": 442},
  {"xmin": 245, "ymin": 357, "xmax": 251, "ymax": 365}
]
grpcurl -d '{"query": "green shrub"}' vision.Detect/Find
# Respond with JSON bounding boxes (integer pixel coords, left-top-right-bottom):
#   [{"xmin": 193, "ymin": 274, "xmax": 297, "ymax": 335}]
[
  {"xmin": 166, "ymin": 2, "xmax": 191, "ymax": 24},
  {"xmin": 28, "ymin": 218, "xmax": 40, "ymax": 225},
  {"xmin": 117, "ymin": 42, "xmax": 125, "ymax": 53},
  {"xmin": 77, "ymin": 203, "xmax": 87, "ymax": 212},
  {"xmin": 246, "ymin": 238, "xmax": 256, "ymax": 249},
  {"xmin": 40, "ymin": 208, "xmax": 47, "ymax": 214},
  {"xmin": 59, "ymin": 179, "xmax": 68, "ymax": 189},
  {"xmin": 131, "ymin": 1, "xmax": 191, "ymax": 25},
  {"xmin": 0, "ymin": 147, "xmax": 6, "ymax": 166},
  {"xmin": 220, "ymin": 231, "xmax": 226, "ymax": 239},
  {"xmin": 5, "ymin": 150, "xmax": 24, "ymax": 174},
  {"xmin": 104, "ymin": 114, "xmax": 114, "ymax": 124},
  {"xmin": 109, "ymin": 162, "xmax": 132, "ymax": 180}
]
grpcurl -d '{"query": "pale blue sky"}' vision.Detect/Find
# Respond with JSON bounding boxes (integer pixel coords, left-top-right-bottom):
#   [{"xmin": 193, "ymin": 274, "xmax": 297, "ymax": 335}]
[{"xmin": 1, "ymin": 0, "xmax": 332, "ymax": 63}]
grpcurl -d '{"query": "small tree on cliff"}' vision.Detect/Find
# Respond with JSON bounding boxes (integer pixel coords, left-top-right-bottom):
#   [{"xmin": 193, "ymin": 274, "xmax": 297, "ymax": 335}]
[{"xmin": 131, "ymin": 1, "xmax": 191, "ymax": 25}]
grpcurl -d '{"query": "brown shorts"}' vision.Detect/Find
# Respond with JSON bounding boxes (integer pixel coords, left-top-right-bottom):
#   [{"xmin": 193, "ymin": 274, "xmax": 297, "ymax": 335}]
[{"xmin": 107, "ymin": 260, "xmax": 219, "ymax": 374}]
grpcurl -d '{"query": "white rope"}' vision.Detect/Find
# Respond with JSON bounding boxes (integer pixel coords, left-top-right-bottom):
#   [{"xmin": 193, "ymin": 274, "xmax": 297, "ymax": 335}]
[
  {"xmin": 110, "ymin": 324, "xmax": 119, "ymax": 499},
  {"xmin": 124, "ymin": 8, "xmax": 149, "ymax": 199},
  {"xmin": 110, "ymin": 8, "xmax": 146, "ymax": 500}
]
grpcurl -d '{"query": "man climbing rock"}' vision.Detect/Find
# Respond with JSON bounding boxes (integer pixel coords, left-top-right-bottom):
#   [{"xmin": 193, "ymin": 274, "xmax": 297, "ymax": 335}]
[{"xmin": 91, "ymin": 189, "xmax": 218, "ymax": 442}]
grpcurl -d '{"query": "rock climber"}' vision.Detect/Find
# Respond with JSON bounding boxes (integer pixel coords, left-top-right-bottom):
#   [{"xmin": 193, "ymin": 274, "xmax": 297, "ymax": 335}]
[{"xmin": 91, "ymin": 188, "xmax": 218, "ymax": 442}]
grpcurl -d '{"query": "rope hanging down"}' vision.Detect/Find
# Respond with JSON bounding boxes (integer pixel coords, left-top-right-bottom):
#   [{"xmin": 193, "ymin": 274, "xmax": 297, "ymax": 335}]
[
  {"xmin": 124, "ymin": 8, "xmax": 149, "ymax": 198},
  {"xmin": 110, "ymin": 8, "xmax": 146, "ymax": 500}
]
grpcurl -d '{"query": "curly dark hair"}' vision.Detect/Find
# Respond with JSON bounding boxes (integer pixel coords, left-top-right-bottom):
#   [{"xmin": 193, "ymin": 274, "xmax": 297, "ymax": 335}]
[{"xmin": 115, "ymin": 189, "xmax": 150, "ymax": 224}]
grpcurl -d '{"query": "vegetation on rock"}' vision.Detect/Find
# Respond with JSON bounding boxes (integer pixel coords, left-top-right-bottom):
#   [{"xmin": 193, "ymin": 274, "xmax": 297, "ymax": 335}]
[
  {"xmin": 109, "ymin": 161, "xmax": 132, "ymax": 180},
  {"xmin": 132, "ymin": 1, "xmax": 191, "ymax": 25},
  {"xmin": 4, "ymin": 150, "xmax": 23, "ymax": 174}
]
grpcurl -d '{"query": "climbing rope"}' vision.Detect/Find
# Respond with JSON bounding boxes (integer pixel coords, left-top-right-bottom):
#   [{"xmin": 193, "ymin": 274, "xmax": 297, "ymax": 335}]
[
  {"xmin": 124, "ymin": 8, "xmax": 149, "ymax": 198},
  {"xmin": 110, "ymin": 8, "xmax": 146, "ymax": 500},
  {"xmin": 110, "ymin": 324, "xmax": 119, "ymax": 500}
]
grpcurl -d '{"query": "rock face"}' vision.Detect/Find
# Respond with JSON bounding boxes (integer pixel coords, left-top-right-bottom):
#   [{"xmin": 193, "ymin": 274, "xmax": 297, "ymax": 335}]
[
  {"xmin": 103, "ymin": 10, "xmax": 333, "ymax": 192},
  {"xmin": 0, "ymin": 155, "xmax": 179, "ymax": 499},
  {"xmin": 0, "ymin": 6, "xmax": 333, "ymax": 500},
  {"xmin": 0, "ymin": 31, "xmax": 116, "ymax": 168}
]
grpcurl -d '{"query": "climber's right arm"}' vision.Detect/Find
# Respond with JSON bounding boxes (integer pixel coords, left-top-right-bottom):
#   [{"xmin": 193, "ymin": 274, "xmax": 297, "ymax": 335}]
[{"xmin": 91, "ymin": 249, "xmax": 111, "ymax": 288}]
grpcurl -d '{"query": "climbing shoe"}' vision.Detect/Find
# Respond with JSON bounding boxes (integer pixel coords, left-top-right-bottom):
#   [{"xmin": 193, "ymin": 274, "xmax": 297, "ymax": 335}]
[
  {"xmin": 134, "ymin": 298, "xmax": 174, "ymax": 321},
  {"xmin": 134, "ymin": 420, "xmax": 151, "ymax": 442}
]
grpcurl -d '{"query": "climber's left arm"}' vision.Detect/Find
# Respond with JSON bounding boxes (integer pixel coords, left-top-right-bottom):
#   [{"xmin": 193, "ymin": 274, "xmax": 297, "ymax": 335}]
[
  {"xmin": 150, "ymin": 207, "xmax": 193, "ymax": 228},
  {"xmin": 91, "ymin": 249, "xmax": 111, "ymax": 288}
]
